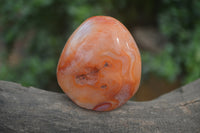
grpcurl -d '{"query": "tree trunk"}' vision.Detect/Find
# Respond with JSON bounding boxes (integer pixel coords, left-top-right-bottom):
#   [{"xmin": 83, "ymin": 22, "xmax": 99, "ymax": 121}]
[{"xmin": 0, "ymin": 79, "xmax": 200, "ymax": 133}]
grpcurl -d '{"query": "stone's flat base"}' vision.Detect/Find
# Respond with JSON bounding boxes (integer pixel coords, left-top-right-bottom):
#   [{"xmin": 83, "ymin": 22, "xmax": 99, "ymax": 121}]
[{"xmin": 0, "ymin": 79, "xmax": 200, "ymax": 133}]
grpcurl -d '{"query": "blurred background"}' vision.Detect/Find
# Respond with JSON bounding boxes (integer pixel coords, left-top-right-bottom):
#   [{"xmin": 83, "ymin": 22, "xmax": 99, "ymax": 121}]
[{"xmin": 0, "ymin": 0, "xmax": 199, "ymax": 101}]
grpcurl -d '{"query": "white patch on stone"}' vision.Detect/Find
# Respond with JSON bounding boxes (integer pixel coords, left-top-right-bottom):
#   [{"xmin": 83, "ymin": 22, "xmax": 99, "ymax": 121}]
[
  {"xmin": 127, "ymin": 51, "xmax": 135, "ymax": 80},
  {"xmin": 66, "ymin": 20, "xmax": 93, "ymax": 56},
  {"xmin": 126, "ymin": 42, "xmax": 130, "ymax": 49},
  {"xmin": 115, "ymin": 84, "xmax": 130, "ymax": 106},
  {"xmin": 116, "ymin": 37, "xmax": 120, "ymax": 45}
]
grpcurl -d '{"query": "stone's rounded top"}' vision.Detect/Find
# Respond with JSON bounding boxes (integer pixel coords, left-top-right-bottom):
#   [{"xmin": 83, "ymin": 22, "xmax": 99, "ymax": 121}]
[
  {"xmin": 86, "ymin": 16, "xmax": 120, "ymax": 23},
  {"xmin": 57, "ymin": 16, "xmax": 141, "ymax": 111}
]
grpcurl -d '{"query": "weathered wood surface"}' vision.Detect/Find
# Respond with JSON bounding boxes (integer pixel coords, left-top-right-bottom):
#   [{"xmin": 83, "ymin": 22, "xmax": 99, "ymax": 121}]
[{"xmin": 0, "ymin": 79, "xmax": 200, "ymax": 133}]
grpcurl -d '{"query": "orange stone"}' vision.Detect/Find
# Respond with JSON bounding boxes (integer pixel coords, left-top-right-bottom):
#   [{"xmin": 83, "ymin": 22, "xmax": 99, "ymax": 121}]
[{"xmin": 57, "ymin": 16, "xmax": 141, "ymax": 111}]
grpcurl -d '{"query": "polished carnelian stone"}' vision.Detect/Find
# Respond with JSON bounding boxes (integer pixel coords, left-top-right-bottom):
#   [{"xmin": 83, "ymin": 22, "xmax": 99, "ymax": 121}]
[{"xmin": 57, "ymin": 16, "xmax": 141, "ymax": 111}]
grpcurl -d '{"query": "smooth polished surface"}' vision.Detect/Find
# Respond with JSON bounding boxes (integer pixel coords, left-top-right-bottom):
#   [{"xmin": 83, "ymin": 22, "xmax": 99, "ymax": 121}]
[{"xmin": 57, "ymin": 16, "xmax": 141, "ymax": 111}]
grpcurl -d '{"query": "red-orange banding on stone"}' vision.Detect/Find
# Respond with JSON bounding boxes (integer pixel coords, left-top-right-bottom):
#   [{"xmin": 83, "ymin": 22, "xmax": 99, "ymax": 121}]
[{"xmin": 57, "ymin": 16, "xmax": 141, "ymax": 111}]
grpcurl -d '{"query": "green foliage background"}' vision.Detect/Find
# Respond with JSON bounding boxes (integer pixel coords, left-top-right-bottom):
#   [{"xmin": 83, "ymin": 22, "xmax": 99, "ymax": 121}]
[
  {"xmin": 0, "ymin": 0, "xmax": 199, "ymax": 91},
  {"xmin": 143, "ymin": 0, "xmax": 200, "ymax": 83}
]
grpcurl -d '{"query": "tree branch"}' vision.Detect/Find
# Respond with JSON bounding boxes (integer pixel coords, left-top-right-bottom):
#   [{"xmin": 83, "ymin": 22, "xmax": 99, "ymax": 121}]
[{"xmin": 0, "ymin": 79, "xmax": 200, "ymax": 133}]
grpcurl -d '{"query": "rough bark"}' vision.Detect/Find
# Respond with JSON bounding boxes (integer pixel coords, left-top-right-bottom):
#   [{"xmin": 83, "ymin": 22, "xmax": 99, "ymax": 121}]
[{"xmin": 0, "ymin": 79, "xmax": 200, "ymax": 133}]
